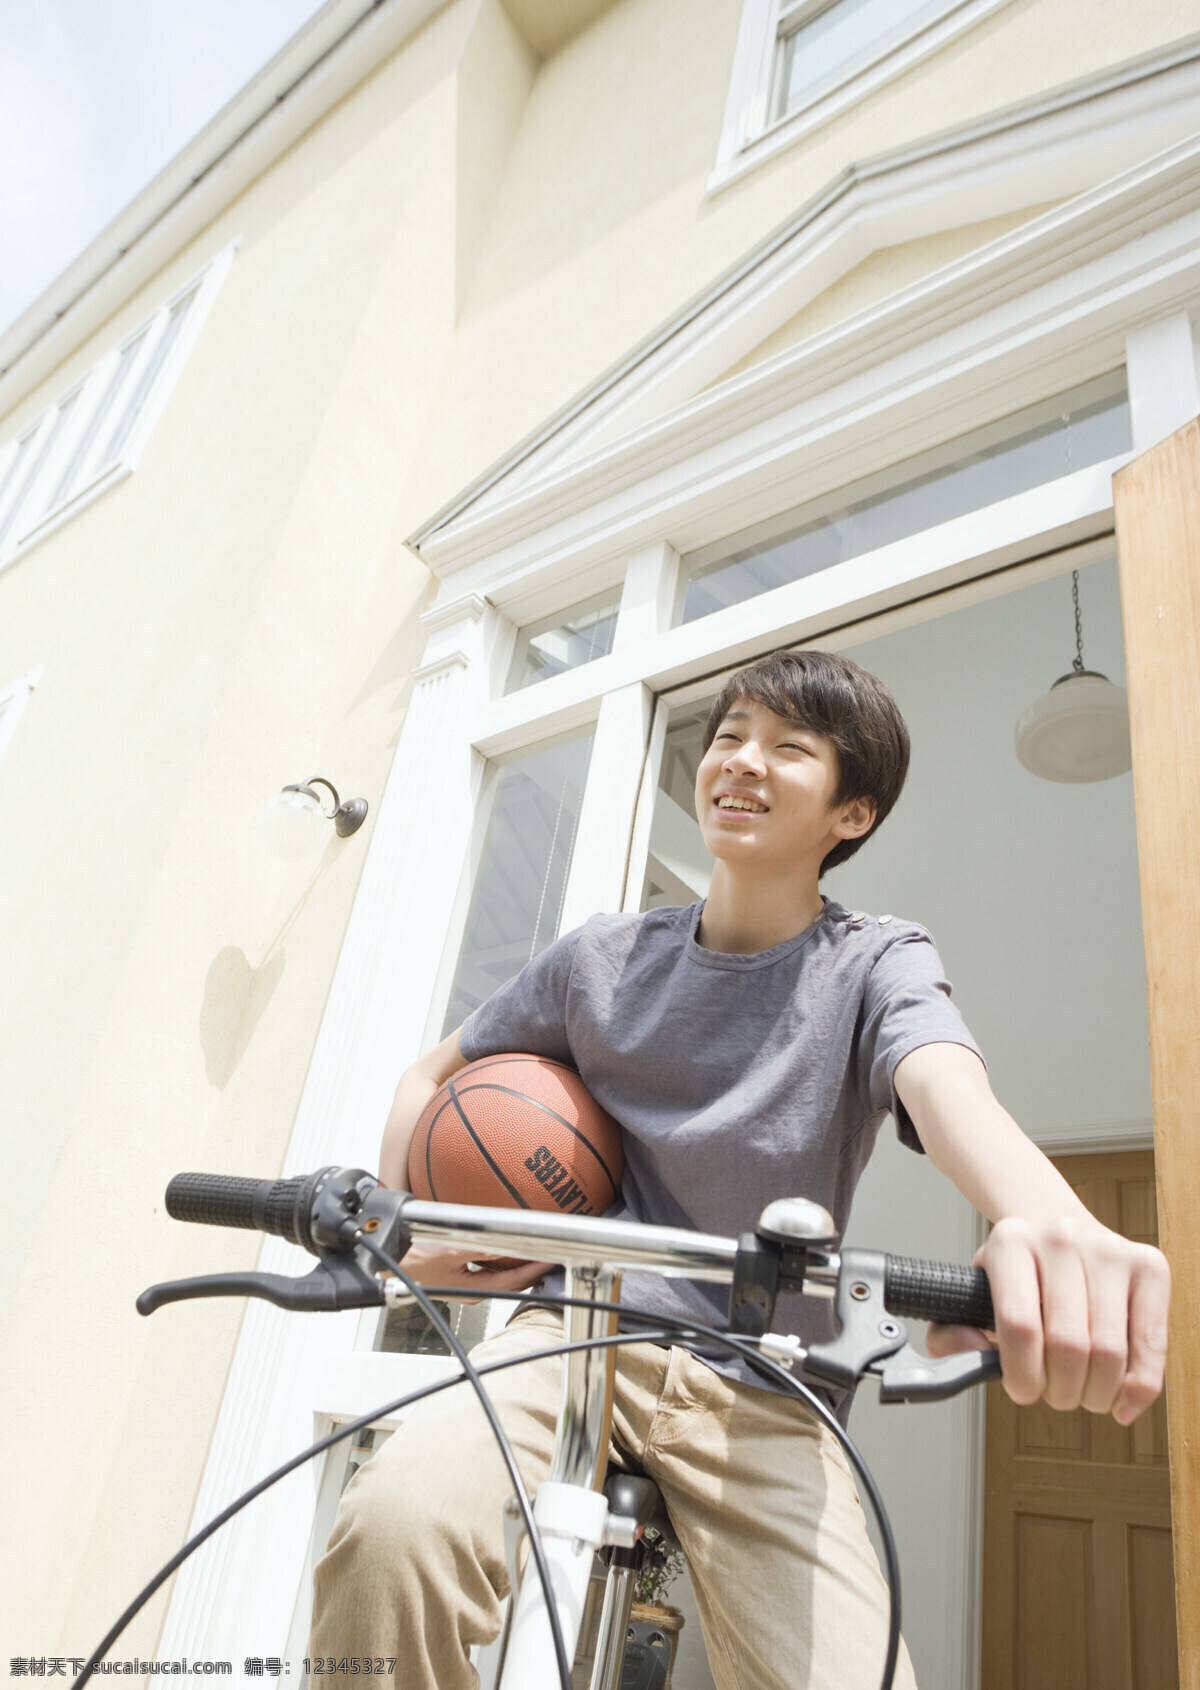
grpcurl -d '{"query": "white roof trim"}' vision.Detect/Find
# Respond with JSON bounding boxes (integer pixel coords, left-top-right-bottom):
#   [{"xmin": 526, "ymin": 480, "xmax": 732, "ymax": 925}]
[
  {"xmin": 0, "ymin": 0, "xmax": 446, "ymax": 414},
  {"xmin": 411, "ymin": 130, "xmax": 1200, "ymax": 613},
  {"xmin": 408, "ymin": 31, "xmax": 1200, "ymax": 549}
]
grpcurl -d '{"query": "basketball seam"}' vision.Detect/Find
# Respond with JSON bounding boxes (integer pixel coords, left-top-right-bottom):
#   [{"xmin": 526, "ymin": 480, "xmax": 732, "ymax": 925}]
[
  {"xmin": 452, "ymin": 1080, "xmax": 620, "ymax": 1204},
  {"xmin": 423, "ymin": 1097, "xmax": 452, "ymax": 1202},
  {"xmin": 446, "ymin": 1074, "xmax": 532, "ymax": 1209}
]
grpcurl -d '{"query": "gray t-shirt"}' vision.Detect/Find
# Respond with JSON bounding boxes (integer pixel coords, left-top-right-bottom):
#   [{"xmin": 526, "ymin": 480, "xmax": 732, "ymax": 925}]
[{"xmin": 459, "ymin": 895, "xmax": 985, "ymax": 1421}]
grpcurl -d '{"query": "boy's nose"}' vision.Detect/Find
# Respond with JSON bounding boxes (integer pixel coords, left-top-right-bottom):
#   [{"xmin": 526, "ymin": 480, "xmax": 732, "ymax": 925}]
[{"xmin": 725, "ymin": 742, "xmax": 765, "ymax": 772}]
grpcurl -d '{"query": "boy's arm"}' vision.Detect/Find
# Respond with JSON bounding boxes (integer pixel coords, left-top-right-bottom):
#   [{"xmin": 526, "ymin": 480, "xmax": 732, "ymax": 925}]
[
  {"xmin": 378, "ymin": 1026, "xmax": 553, "ymax": 1298},
  {"xmin": 378, "ymin": 1026, "xmax": 466, "ymax": 1191},
  {"xmin": 893, "ymin": 1042, "xmax": 1171, "ymax": 1426}
]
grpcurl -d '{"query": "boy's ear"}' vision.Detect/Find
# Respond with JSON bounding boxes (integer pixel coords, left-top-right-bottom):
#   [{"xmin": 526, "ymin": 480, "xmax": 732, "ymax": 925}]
[{"xmin": 835, "ymin": 796, "xmax": 876, "ymax": 840}]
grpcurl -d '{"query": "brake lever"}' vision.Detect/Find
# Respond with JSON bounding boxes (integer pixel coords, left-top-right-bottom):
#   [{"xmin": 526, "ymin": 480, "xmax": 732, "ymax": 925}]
[
  {"xmin": 872, "ymin": 1342, "xmax": 1001, "ymax": 1402},
  {"xmin": 788, "ymin": 1246, "xmax": 1003, "ymax": 1402},
  {"xmin": 137, "ymin": 1247, "xmax": 394, "ymax": 1316},
  {"xmin": 139, "ymin": 1168, "xmax": 415, "ymax": 1315}
]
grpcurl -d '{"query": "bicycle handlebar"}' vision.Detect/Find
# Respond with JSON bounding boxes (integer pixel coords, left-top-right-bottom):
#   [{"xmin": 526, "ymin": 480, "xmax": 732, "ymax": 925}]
[{"xmin": 162, "ymin": 1167, "xmax": 995, "ymax": 1334}]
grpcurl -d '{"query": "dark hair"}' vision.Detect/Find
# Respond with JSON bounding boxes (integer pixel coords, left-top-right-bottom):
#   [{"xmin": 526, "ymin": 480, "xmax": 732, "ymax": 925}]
[{"xmin": 701, "ymin": 649, "xmax": 910, "ymax": 877}]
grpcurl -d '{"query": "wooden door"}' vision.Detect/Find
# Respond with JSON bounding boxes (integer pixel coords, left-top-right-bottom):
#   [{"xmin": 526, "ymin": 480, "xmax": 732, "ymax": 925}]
[
  {"xmin": 1112, "ymin": 419, "xmax": 1200, "ymax": 1689},
  {"xmin": 981, "ymin": 1149, "xmax": 1176, "ymax": 1690}
]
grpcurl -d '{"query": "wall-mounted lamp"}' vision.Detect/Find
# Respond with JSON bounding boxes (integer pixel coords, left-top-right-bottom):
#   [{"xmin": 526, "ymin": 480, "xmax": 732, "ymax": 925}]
[{"xmin": 258, "ymin": 777, "xmax": 368, "ymax": 861}]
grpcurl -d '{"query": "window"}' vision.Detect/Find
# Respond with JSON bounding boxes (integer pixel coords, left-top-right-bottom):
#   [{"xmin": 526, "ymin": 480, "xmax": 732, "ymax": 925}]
[
  {"xmin": 678, "ymin": 373, "xmax": 1129, "ymax": 622},
  {"xmin": 0, "ymin": 242, "xmax": 235, "ymax": 573},
  {"xmin": 440, "ymin": 733, "xmax": 596, "ymax": 1036},
  {"xmin": 506, "ymin": 592, "xmax": 621, "ymax": 692},
  {"xmin": 642, "ymin": 703, "xmax": 715, "ymax": 911},
  {"xmin": 773, "ymin": 0, "xmax": 937, "ymax": 119},
  {"xmin": 711, "ymin": 0, "xmax": 1013, "ymax": 190}
]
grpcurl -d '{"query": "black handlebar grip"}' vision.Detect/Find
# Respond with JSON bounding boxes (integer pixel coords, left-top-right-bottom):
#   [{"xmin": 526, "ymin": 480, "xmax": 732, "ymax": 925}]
[
  {"xmin": 884, "ymin": 1254, "xmax": 995, "ymax": 1332},
  {"xmin": 165, "ymin": 1172, "xmax": 314, "ymax": 1246}
]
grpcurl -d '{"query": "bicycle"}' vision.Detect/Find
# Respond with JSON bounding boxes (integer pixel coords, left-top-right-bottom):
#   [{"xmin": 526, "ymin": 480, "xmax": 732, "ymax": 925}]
[{"xmin": 79, "ymin": 1165, "xmax": 1001, "ymax": 1690}]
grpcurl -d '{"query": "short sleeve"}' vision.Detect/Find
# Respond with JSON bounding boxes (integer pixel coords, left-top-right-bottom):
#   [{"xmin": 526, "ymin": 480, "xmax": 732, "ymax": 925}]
[
  {"xmin": 458, "ymin": 927, "xmax": 585, "ymax": 1065},
  {"xmin": 858, "ymin": 928, "xmax": 986, "ymax": 1153}
]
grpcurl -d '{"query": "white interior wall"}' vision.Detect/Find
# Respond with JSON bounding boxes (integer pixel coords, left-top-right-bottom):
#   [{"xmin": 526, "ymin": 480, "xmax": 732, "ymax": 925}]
[{"xmin": 831, "ymin": 553, "xmax": 1148, "ymax": 1146}]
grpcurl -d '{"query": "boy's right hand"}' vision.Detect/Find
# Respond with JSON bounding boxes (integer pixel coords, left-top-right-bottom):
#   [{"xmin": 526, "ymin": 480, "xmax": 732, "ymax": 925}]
[{"xmin": 393, "ymin": 1241, "xmax": 555, "ymax": 1305}]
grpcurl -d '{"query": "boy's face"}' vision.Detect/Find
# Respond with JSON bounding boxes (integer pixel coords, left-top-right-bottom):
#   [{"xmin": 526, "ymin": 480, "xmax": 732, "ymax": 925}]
[{"xmin": 694, "ymin": 697, "xmax": 874, "ymax": 872}]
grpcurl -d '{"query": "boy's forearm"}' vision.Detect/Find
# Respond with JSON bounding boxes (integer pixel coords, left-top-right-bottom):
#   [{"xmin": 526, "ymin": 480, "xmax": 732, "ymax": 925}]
[
  {"xmin": 378, "ymin": 1026, "xmax": 467, "ymax": 1189},
  {"xmin": 894, "ymin": 1043, "xmax": 1169, "ymax": 1423},
  {"xmin": 378, "ymin": 1068, "xmax": 441, "ymax": 1190},
  {"xmin": 894, "ymin": 1044, "xmax": 1094, "ymax": 1226}
]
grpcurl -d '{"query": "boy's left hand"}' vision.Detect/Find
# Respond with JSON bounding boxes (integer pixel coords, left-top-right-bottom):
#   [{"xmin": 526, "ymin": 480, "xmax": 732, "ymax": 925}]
[{"xmin": 924, "ymin": 1215, "xmax": 1171, "ymax": 1424}]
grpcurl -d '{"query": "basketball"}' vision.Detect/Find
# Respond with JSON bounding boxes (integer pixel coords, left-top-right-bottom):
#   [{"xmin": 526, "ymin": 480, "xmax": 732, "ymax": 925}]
[{"xmin": 407, "ymin": 1054, "xmax": 624, "ymax": 1226}]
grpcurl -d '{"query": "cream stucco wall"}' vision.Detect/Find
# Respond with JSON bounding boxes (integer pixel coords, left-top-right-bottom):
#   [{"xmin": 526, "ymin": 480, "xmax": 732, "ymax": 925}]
[
  {"xmin": 0, "ymin": 0, "xmax": 1194, "ymax": 1666},
  {"xmin": 0, "ymin": 0, "xmax": 537, "ymax": 1657},
  {"xmin": 401, "ymin": 0, "xmax": 1195, "ymax": 529}
]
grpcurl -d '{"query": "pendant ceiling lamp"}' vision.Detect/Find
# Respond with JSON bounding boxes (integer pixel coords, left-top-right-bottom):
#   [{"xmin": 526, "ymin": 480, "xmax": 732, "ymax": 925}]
[{"xmin": 1014, "ymin": 570, "xmax": 1132, "ymax": 783}]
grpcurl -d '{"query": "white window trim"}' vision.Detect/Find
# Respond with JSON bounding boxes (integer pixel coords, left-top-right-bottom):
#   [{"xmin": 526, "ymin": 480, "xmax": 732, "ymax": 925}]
[
  {"xmin": 0, "ymin": 665, "xmax": 41, "ymax": 765},
  {"xmin": 432, "ymin": 39, "xmax": 1200, "ymax": 504},
  {"xmin": 710, "ymin": 0, "xmax": 1016, "ymax": 194},
  {"xmin": 0, "ymin": 241, "xmax": 237, "ymax": 578},
  {"xmin": 414, "ymin": 133, "xmax": 1200, "ymax": 615}
]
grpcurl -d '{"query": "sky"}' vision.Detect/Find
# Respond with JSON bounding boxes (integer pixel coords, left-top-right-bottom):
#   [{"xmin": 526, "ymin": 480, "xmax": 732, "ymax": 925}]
[{"xmin": 0, "ymin": 0, "xmax": 332, "ymax": 337}]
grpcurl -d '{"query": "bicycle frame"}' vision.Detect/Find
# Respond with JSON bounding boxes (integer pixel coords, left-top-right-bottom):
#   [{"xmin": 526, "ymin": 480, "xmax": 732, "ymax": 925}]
[{"xmin": 133, "ymin": 1170, "xmax": 1000, "ymax": 1690}]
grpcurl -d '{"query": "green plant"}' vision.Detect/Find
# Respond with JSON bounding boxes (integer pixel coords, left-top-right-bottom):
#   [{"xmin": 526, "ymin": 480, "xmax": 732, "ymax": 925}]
[{"xmin": 633, "ymin": 1531, "xmax": 686, "ymax": 1607}]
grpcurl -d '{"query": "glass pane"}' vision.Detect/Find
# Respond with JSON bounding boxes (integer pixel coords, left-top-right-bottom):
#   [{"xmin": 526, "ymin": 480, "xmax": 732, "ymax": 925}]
[
  {"xmin": 0, "ymin": 430, "xmax": 39, "ymax": 533},
  {"xmin": 378, "ymin": 1295, "xmax": 490, "ymax": 1357},
  {"xmin": 678, "ymin": 375, "xmax": 1130, "ymax": 625},
  {"xmin": 506, "ymin": 593, "xmax": 620, "ymax": 692},
  {"xmin": 45, "ymin": 331, "xmax": 149, "ymax": 513},
  {"xmin": 441, "ymin": 733, "xmax": 595, "ymax": 1035},
  {"xmin": 0, "ymin": 397, "xmax": 78, "ymax": 548},
  {"xmin": 640, "ymin": 701, "xmax": 715, "ymax": 912},
  {"xmin": 98, "ymin": 289, "xmax": 196, "ymax": 472},
  {"xmin": 777, "ymin": 0, "xmax": 934, "ymax": 116}
]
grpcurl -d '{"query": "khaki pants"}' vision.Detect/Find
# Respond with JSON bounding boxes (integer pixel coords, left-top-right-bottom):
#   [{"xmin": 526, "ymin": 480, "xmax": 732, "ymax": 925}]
[{"xmin": 311, "ymin": 1307, "xmax": 918, "ymax": 1690}]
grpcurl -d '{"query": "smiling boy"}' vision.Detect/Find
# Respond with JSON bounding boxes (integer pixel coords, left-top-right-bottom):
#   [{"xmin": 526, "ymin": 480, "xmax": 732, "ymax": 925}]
[{"xmin": 312, "ymin": 648, "xmax": 1170, "ymax": 1689}]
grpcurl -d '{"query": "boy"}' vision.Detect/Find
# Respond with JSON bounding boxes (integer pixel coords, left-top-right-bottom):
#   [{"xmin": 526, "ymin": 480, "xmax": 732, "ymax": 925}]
[{"xmin": 312, "ymin": 649, "xmax": 1169, "ymax": 1688}]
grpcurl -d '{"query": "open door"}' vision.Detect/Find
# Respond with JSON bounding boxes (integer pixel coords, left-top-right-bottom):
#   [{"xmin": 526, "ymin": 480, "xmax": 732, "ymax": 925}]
[
  {"xmin": 1112, "ymin": 418, "xmax": 1200, "ymax": 1687},
  {"xmin": 981, "ymin": 1149, "xmax": 1176, "ymax": 1689}
]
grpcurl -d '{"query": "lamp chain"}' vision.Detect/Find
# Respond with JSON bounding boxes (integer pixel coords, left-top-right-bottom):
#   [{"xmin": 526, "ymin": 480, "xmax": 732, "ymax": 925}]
[{"xmin": 1071, "ymin": 570, "xmax": 1085, "ymax": 674}]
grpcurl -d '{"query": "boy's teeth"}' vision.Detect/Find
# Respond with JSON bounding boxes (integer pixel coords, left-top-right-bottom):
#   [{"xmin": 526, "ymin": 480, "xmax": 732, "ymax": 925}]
[{"xmin": 718, "ymin": 797, "xmax": 765, "ymax": 811}]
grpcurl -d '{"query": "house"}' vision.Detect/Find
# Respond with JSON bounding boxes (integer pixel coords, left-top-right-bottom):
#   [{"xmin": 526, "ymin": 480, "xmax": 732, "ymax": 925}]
[{"xmin": 0, "ymin": 1, "xmax": 1196, "ymax": 1685}]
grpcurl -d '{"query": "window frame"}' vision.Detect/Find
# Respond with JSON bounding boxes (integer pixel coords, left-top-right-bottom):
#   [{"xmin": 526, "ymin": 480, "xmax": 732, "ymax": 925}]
[
  {"xmin": 710, "ymin": 0, "xmax": 1016, "ymax": 193},
  {"xmin": 422, "ymin": 721, "xmax": 602, "ymax": 1049},
  {"xmin": 0, "ymin": 241, "xmax": 236, "ymax": 576},
  {"xmin": 505, "ymin": 586, "xmax": 623, "ymax": 694}
]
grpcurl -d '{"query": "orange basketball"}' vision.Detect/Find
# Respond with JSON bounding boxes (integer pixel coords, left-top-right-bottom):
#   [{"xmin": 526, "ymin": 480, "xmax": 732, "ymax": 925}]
[{"xmin": 407, "ymin": 1054, "xmax": 624, "ymax": 1224}]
